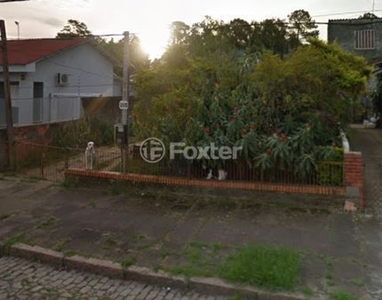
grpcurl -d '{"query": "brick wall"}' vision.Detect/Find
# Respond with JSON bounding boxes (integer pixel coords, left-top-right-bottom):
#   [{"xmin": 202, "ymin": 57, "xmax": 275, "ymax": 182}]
[
  {"xmin": 343, "ymin": 151, "xmax": 365, "ymax": 208},
  {"xmin": 65, "ymin": 168, "xmax": 346, "ymax": 197}
]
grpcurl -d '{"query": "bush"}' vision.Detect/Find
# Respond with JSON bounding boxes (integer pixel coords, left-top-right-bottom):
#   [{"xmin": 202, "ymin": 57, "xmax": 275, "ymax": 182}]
[
  {"xmin": 51, "ymin": 116, "xmax": 114, "ymax": 148},
  {"xmin": 318, "ymin": 162, "xmax": 343, "ymax": 186}
]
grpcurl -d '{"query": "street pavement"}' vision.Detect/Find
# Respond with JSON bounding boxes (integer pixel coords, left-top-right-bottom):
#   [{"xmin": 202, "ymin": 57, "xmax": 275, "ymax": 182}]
[{"xmin": 0, "ymin": 256, "xmax": 228, "ymax": 300}]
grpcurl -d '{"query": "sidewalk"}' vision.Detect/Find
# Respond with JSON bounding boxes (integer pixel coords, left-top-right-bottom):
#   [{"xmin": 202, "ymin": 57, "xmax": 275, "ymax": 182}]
[{"xmin": 0, "ymin": 176, "xmax": 369, "ymax": 299}]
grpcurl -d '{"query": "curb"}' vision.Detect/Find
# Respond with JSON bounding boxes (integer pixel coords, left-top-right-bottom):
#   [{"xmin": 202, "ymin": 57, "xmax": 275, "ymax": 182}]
[{"xmin": 0, "ymin": 242, "xmax": 308, "ymax": 300}]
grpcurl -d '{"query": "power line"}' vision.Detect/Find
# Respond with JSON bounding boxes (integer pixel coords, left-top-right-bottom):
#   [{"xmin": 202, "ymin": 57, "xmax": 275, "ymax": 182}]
[{"xmin": 312, "ymin": 9, "xmax": 382, "ymax": 18}]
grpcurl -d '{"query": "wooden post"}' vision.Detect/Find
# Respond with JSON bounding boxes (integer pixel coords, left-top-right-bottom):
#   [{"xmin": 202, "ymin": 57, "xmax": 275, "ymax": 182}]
[{"xmin": 0, "ymin": 20, "xmax": 15, "ymax": 171}]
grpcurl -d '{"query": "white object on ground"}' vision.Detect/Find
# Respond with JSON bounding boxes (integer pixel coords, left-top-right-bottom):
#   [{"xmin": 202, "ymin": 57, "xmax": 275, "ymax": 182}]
[{"xmin": 85, "ymin": 141, "xmax": 96, "ymax": 170}]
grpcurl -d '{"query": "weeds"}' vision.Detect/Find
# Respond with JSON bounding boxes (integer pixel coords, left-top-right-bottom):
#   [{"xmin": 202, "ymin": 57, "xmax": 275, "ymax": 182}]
[
  {"xmin": 330, "ymin": 290, "xmax": 357, "ymax": 300},
  {"xmin": 121, "ymin": 256, "xmax": 137, "ymax": 268},
  {"xmin": 37, "ymin": 216, "xmax": 57, "ymax": 228},
  {"xmin": 218, "ymin": 245, "xmax": 301, "ymax": 291},
  {"xmin": 4, "ymin": 232, "xmax": 27, "ymax": 247},
  {"xmin": 103, "ymin": 234, "xmax": 117, "ymax": 251},
  {"xmin": 302, "ymin": 286, "xmax": 314, "ymax": 296}
]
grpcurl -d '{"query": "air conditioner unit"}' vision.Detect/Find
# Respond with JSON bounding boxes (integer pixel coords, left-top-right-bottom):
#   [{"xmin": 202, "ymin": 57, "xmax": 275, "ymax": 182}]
[{"xmin": 57, "ymin": 73, "xmax": 69, "ymax": 85}]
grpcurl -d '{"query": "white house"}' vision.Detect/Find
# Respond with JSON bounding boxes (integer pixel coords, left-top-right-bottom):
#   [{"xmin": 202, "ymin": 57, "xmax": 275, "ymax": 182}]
[{"xmin": 0, "ymin": 38, "xmax": 122, "ymax": 127}]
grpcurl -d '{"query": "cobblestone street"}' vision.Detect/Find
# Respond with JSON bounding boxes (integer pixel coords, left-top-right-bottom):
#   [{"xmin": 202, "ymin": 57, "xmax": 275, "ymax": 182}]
[{"xmin": 0, "ymin": 257, "xmax": 228, "ymax": 300}]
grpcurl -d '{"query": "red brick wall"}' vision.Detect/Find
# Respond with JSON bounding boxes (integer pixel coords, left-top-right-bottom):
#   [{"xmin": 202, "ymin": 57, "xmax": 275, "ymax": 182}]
[
  {"xmin": 65, "ymin": 168, "xmax": 346, "ymax": 197},
  {"xmin": 343, "ymin": 151, "xmax": 364, "ymax": 208}
]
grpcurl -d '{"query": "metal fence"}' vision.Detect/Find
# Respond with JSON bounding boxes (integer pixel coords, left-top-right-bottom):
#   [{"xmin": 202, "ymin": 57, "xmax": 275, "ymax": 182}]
[{"xmin": 14, "ymin": 140, "xmax": 344, "ymax": 187}]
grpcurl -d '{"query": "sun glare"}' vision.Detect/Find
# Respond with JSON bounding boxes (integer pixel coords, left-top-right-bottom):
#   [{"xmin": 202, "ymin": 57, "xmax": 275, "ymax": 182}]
[{"xmin": 139, "ymin": 29, "xmax": 170, "ymax": 60}]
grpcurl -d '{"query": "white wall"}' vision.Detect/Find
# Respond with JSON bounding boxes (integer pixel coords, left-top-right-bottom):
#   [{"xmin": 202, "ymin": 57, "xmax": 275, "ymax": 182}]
[
  {"xmin": 0, "ymin": 42, "xmax": 121, "ymax": 127},
  {"xmin": 37, "ymin": 43, "xmax": 117, "ymax": 97},
  {"xmin": 0, "ymin": 73, "xmax": 32, "ymax": 126}
]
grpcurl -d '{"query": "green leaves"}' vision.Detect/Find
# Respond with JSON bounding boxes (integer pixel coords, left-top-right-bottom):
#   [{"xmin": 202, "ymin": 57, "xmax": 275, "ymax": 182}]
[{"xmin": 131, "ymin": 15, "xmax": 371, "ymax": 183}]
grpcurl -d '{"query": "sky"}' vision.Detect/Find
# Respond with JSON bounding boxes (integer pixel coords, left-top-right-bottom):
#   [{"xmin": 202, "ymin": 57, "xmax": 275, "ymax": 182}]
[{"xmin": 0, "ymin": 0, "xmax": 381, "ymax": 59}]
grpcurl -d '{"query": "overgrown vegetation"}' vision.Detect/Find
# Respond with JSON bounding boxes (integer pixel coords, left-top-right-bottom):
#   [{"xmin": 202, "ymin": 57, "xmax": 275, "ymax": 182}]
[
  {"xmin": 132, "ymin": 17, "xmax": 370, "ymax": 180},
  {"xmin": 164, "ymin": 242, "xmax": 301, "ymax": 291},
  {"xmin": 50, "ymin": 116, "xmax": 114, "ymax": 148},
  {"xmin": 330, "ymin": 290, "xmax": 357, "ymax": 300}
]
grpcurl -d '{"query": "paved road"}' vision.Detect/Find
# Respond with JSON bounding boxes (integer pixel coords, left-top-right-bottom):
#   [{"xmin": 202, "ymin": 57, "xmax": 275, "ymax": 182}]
[
  {"xmin": 0, "ymin": 256, "xmax": 228, "ymax": 300},
  {"xmin": 350, "ymin": 127, "xmax": 382, "ymax": 300}
]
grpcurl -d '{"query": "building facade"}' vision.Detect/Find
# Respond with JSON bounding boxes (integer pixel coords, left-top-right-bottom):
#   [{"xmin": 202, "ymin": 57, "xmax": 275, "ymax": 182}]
[
  {"xmin": 0, "ymin": 38, "xmax": 121, "ymax": 127},
  {"xmin": 328, "ymin": 18, "xmax": 382, "ymax": 61}
]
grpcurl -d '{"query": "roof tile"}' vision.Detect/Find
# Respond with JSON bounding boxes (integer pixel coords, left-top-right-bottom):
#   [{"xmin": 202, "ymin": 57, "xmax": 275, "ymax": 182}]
[{"xmin": 0, "ymin": 38, "xmax": 89, "ymax": 65}]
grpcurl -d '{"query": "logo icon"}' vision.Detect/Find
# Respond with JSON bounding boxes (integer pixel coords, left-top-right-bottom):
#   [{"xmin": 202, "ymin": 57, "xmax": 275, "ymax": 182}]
[{"xmin": 140, "ymin": 138, "xmax": 166, "ymax": 163}]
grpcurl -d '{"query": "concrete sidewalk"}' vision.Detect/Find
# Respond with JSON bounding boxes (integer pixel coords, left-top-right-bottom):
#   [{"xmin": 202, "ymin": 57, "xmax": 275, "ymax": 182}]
[{"xmin": 0, "ymin": 176, "xmax": 370, "ymax": 299}]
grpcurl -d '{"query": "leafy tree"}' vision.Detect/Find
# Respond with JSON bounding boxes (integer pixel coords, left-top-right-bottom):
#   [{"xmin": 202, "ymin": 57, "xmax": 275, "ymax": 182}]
[
  {"xmin": 255, "ymin": 18, "xmax": 290, "ymax": 57},
  {"xmin": 359, "ymin": 12, "xmax": 379, "ymax": 19},
  {"xmin": 170, "ymin": 21, "xmax": 191, "ymax": 45},
  {"xmin": 371, "ymin": 74, "xmax": 382, "ymax": 119},
  {"xmin": 132, "ymin": 16, "xmax": 370, "ymax": 179},
  {"xmin": 99, "ymin": 35, "xmax": 149, "ymax": 76},
  {"xmin": 56, "ymin": 19, "xmax": 92, "ymax": 39},
  {"xmin": 287, "ymin": 9, "xmax": 319, "ymax": 47}
]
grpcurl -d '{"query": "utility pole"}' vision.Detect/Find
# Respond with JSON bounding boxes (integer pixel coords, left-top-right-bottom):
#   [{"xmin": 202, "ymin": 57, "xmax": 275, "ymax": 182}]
[
  {"xmin": 0, "ymin": 20, "xmax": 15, "ymax": 171},
  {"xmin": 121, "ymin": 31, "xmax": 129, "ymax": 173}
]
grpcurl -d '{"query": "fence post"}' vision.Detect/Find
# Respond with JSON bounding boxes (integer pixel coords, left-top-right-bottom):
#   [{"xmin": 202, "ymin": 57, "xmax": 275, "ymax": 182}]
[
  {"xmin": 40, "ymin": 149, "xmax": 45, "ymax": 179},
  {"xmin": 343, "ymin": 151, "xmax": 365, "ymax": 209},
  {"xmin": 64, "ymin": 148, "xmax": 69, "ymax": 170}
]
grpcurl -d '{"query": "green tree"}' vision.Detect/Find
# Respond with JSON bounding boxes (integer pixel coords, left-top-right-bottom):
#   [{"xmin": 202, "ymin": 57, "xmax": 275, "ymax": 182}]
[
  {"xmin": 56, "ymin": 19, "xmax": 92, "ymax": 38},
  {"xmin": 287, "ymin": 9, "xmax": 319, "ymax": 47},
  {"xmin": 255, "ymin": 18, "xmax": 289, "ymax": 57},
  {"xmin": 359, "ymin": 12, "xmax": 379, "ymax": 19},
  {"xmin": 170, "ymin": 21, "xmax": 191, "ymax": 45},
  {"xmin": 132, "ymin": 17, "xmax": 370, "ymax": 178},
  {"xmin": 98, "ymin": 35, "xmax": 149, "ymax": 76}
]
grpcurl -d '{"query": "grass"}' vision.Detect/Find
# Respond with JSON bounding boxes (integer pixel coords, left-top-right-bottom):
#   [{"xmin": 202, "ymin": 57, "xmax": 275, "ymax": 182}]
[
  {"xmin": 162, "ymin": 242, "xmax": 301, "ymax": 292},
  {"xmin": 330, "ymin": 290, "xmax": 357, "ymax": 300},
  {"xmin": 351, "ymin": 278, "xmax": 364, "ymax": 287},
  {"xmin": 218, "ymin": 245, "xmax": 301, "ymax": 291},
  {"xmin": 103, "ymin": 234, "xmax": 117, "ymax": 251},
  {"xmin": 4, "ymin": 232, "xmax": 27, "ymax": 247},
  {"xmin": 65, "ymin": 250, "xmax": 78, "ymax": 257},
  {"xmin": 121, "ymin": 256, "xmax": 137, "ymax": 268},
  {"xmin": 53, "ymin": 238, "xmax": 71, "ymax": 252},
  {"xmin": 160, "ymin": 249, "xmax": 171, "ymax": 259},
  {"xmin": 37, "ymin": 216, "xmax": 57, "ymax": 228},
  {"xmin": 325, "ymin": 257, "xmax": 334, "ymax": 286},
  {"xmin": 164, "ymin": 242, "xmax": 227, "ymax": 279},
  {"xmin": 302, "ymin": 286, "xmax": 314, "ymax": 296},
  {"xmin": 229, "ymin": 294, "xmax": 243, "ymax": 300}
]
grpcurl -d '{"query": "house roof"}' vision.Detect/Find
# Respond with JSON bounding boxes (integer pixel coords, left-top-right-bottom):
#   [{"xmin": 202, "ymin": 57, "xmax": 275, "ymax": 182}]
[{"xmin": 0, "ymin": 38, "xmax": 119, "ymax": 66}]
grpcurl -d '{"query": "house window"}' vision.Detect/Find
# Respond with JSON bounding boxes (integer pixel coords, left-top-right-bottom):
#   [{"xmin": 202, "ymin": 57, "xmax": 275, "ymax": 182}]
[
  {"xmin": 354, "ymin": 29, "xmax": 375, "ymax": 50},
  {"xmin": 0, "ymin": 81, "xmax": 19, "ymax": 98},
  {"xmin": 33, "ymin": 82, "xmax": 44, "ymax": 123}
]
